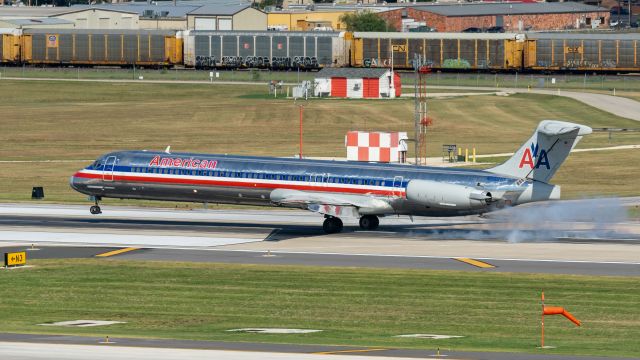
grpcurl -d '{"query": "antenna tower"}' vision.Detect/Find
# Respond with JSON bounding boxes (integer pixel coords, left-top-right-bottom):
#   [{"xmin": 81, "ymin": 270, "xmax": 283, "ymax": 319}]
[{"xmin": 414, "ymin": 55, "xmax": 432, "ymax": 166}]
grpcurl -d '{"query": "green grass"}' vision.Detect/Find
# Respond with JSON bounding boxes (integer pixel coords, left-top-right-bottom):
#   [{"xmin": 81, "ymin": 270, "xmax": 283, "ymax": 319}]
[
  {"xmin": 0, "ymin": 260, "xmax": 638, "ymax": 357},
  {"xmin": 4, "ymin": 68, "xmax": 640, "ymax": 93},
  {"xmin": 1, "ymin": 80, "xmax": 639, "ymax": 204},
  {"xmin": 0, "ymin": 66, "xmax": 316, "ymax": 83},
  {"xmin": 414, "ymin": 72, "xmax": 640, "ymax": 92}
]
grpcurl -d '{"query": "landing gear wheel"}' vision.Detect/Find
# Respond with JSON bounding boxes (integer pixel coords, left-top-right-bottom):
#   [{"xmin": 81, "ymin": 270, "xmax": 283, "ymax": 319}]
[
  {"xmin": 359, "ymin": 215, "xmax": 379, "ymax": 230},
  {"xmin": 322, "ymin": 217, "xmax": 343, "ymax": 234},
  {"xmin": 90, "ymin": 205, "xmax": 102, "ymax": 215}
]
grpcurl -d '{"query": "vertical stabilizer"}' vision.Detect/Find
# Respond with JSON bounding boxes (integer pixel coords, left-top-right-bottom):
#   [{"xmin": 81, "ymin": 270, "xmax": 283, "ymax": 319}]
[{"xmin": 487, "ymin": 120, "xmax": 592, "ymax": 183}]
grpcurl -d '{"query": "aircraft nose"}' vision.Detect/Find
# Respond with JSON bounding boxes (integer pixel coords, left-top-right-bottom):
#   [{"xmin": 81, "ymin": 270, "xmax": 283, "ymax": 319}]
[{"xmin": 69, "ymin": 172, "xmax": 81, "ymax": 191}]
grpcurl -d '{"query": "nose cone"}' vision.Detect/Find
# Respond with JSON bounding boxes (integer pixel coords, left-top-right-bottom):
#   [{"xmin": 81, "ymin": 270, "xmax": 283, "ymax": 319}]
[{"xmin": 69, "ymin": 172, "xmax": 82, "ymax": 192}]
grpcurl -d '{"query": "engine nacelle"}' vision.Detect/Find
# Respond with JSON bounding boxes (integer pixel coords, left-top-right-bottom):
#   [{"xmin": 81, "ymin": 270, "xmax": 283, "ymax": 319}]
[{"xmin": 406, "ymin": 180, "xmax": 492, "ymax": 210}]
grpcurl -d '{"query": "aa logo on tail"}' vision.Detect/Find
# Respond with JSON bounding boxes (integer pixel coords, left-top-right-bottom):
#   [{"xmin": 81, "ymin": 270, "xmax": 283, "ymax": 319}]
[{"xmin": 518, "ymin": 143, "xmax": 550, "ymax": 169}]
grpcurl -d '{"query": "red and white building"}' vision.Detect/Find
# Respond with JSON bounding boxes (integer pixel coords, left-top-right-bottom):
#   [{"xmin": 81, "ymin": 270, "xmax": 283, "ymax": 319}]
[
  {"xmin": 314, "ymin": 68, "xmax": 401, "ymax": 99},
  {"xmin": 345, "ymin": 131, "xmax": 408, "ymax": 163}
]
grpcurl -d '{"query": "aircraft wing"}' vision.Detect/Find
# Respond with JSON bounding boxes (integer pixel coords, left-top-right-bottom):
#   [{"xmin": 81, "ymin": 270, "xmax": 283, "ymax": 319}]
[{"xmin": 269, "ymin": 189, "xmax": 394, "ymax": 217}]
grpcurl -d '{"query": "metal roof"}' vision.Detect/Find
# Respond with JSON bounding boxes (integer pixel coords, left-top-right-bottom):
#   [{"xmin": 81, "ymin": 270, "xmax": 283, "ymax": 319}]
[
  {"xmin": 23, "ymin": 28, "xmax": 176, "ymax": 35},
  {"xmin": 527, "ymin": 32, "xmax": 640, "ymax": 40},
  {"xmin": 188, "ymin": 3, "xmax": 256, "ymax": 15},
  {"xmin": 353, "ymin": 31, "xmax": 522, "ymax": 40},
  {"xmin": 71, "ymin": 4, "xmax": 197, "ymax": 18},
  {"xmin": 0, "ymin": 7, "xmax": 71, "ymax": 17},
  {"xmin": 187, "ymin": 30, "xmax": 340, "ymax": 37},
  {"xmin": 0, "ymin": 17, "xmax": 72, "ymax": 25},
  {"xmin": 316, "ymin": 67, "xmax": 390, "ymax": 79},
  {"xmin": 408, "ymin": 3, "xmax": 608, "ymax": 17}
]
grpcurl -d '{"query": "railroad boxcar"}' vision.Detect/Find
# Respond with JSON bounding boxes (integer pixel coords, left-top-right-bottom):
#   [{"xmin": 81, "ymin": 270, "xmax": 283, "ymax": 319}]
[
  {"xmin": 524, "ymin": 33, "xmax": 640, "ymax": 72},
  {"xmin": 350, "ymin": 32, "xmax": 525, "ymax": 71},
  {"xmin": 1, "ymin": 29, "xmax": 21, "ymax": 64},
  {"xmin": 21, "ymin": 29, "xmax": 182, "ymax": 67},
  {"xmin": 183, "ymin": 30, "xmax": 348, "ymax": 69}
]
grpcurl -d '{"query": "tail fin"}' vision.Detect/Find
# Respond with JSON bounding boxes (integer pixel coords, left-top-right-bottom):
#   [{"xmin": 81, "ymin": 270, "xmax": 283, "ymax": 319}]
[{"xmin": 488, "ymin": 120, "xmax": 592, "ymax": 183}]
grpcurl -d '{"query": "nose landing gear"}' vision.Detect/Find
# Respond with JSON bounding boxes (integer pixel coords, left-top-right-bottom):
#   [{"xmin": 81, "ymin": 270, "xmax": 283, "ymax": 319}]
[{"xmin": 89, "ymin": 198, "xmax": 102, "ymax": 215}]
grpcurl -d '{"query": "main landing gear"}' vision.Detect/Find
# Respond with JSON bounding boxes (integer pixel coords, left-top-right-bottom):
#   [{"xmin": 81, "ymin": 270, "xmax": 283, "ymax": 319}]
[
  {"xmin": 322, "ymin": 215, "xmax": 380, "ymax": 234},
  {"xmin": 323, "ymin": 216, "xmax": 343, "ymax": 234},
  {"xmin": 359, "ymin": 215, "xmax": 379, "ymax": 230},
  {"xmin": 89, "ymin": 197, "xmax": 102, "ymax": 215}
]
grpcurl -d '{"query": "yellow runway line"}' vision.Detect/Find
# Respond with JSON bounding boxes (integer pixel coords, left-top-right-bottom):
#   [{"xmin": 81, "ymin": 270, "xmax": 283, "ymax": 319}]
[
  {"xmin": 313, "ymin": 348, "xmax": 389, "ymax": 355},
  {"xmin": 454, "ymin": 257, "xmax": 496, "ymax": 268},
  {"xmin": 95, "ymin": 247, "xmax": 140, "ymax": 257}
]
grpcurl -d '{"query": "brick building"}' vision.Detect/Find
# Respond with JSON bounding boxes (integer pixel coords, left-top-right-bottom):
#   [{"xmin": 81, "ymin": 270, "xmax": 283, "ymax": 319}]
[{"xmin": 378, "ymin": 3, "xmax": 610, "ymax": 32}]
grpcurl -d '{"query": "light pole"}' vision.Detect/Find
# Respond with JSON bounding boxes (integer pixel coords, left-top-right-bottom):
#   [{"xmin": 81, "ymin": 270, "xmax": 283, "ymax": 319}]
[
  {"xmin": 299, "ymin": 104, "xmax": 304, "ymax": 159},
  {"xmin": 294, "ymin": 102, "xmax": 304, "ymax": 159}
]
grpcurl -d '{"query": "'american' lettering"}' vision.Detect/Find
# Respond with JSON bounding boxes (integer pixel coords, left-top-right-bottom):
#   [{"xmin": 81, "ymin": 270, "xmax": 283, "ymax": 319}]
[{"xmin": 149, "ymin": 156, "xmax": 218, "ymax": 169}]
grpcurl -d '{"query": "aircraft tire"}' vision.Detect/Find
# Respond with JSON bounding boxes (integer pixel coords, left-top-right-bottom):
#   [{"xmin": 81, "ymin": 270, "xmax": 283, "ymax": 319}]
[
  {"xmin": 359, "ymin": 215, "xmax": 379, "ymax": 230},
  {"xmin": 90, "ymin": 205, "xmax": 102, "ymax": 215},
  {"xmin": 323, "ymin": 217, "xmax": 343, "ymax": 234}
]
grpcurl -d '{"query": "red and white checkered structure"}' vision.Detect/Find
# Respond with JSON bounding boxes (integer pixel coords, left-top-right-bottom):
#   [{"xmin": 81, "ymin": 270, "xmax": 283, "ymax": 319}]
[{"xmin": 345, "ymin": 131, "xmax": 408, "ymax": 163}]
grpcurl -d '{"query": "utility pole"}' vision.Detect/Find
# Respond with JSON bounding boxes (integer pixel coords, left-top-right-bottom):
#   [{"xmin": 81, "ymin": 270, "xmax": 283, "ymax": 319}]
[
  {"xmin": 413, "ymin": 55, "xmax": 419, "ymax": 166},
  {"xmin": 413, "ymin": 54, "xmax": 432, "ymax": 166},
  {"xmin": 298, "ymin": 104, "xmax": 304, "ymax": 159}
]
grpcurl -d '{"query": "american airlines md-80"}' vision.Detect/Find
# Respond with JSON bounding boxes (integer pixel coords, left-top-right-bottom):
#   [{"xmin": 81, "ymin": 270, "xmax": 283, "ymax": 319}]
[{"xmin": 70, "ymin": 120, "xmax": 591, "ymax": 233}]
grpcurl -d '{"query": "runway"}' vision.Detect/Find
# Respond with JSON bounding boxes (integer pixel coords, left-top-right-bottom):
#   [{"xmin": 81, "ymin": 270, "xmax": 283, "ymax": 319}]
[
  {"xmin": 1, "ymin": 203, "xmax": 639, "ymax": 360},
  {"xmin": 1, "ymin": 203, "xmax": 639, "ymax": 276},
  {"xmin": 0, "ymin": 333, "xmax": 634, "ymax": 360}
]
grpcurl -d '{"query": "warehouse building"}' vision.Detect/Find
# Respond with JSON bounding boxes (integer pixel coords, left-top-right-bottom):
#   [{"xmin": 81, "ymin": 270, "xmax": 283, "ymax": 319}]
[
  {"xmin": 71, "ymin": 4, "xmax": 198, "ymax": 30},
  {"xmin": 314, "ymin": 68, "xmax": 401, "ymax": 99},
  {"xmin": 378, "ymin": 3, "xmax": 610, "ymax": 32},
  {"xmin": 0, "ymin": 6, "xmax": 140, "ymax": 29},
  {"xmin": 268, "ymin": 9, "xmax": 354, "ymax": 31},
  {"xmin": 56, "ymin": 8, "xmax": 139, "ymax": 29},
  {"xmin": 0, "ymin": 3, "xmax": 266, "ymax": 31},
  {"xmin": 187, "ymin": 4, "xmax": 266, "ymax": 31}
]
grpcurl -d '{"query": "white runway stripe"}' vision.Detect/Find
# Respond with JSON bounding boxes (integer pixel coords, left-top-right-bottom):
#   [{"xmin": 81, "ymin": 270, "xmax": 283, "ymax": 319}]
[{"xmin": 0, "ymin": 231, "xmax": 261, "ymax": 248}]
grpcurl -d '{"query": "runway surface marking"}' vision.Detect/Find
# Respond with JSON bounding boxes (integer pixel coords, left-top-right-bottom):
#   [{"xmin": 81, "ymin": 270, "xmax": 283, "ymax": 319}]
[
  {"xmin": 217, "ymin": 249, "xmax": 640, "ymax": 266},
  {"xmin": 454, "ymin": 258, "xmax": 496, "ymax": 268},
  {"xmin": 0, "ymin": 342, "xmax": 424, "ymax": 360},
  {"xmin": 0, "ymin": 231, "xmax": 262, "ymax": 248},
  {"xmin": 95, "ymin": 247, "xmax": 140, "ymax": 257},
  {"xmin": 313, "ymin": 348, "xmax": 390, "ymax": 355}
]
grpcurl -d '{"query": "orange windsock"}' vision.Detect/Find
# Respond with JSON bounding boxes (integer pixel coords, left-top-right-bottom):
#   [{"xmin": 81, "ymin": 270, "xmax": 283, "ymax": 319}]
[{"xmin": 543, "ymin": 306, "xmax": 581, "ymax": 326}]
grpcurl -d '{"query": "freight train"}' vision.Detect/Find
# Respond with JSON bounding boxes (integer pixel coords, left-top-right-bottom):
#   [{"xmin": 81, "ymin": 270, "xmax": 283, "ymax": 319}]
[{"xmin": 1, "ymin": 28, "xmax": 639, "ymax": 72}]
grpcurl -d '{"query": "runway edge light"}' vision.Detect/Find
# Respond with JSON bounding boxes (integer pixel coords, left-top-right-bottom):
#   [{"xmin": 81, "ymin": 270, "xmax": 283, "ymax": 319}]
[
  {"xmin": 4, "ymin": 251, "xmax": 27, "ymax": 268},
  {"xmin": 540, "ymin": 291, "xmax": 581, "ymax": 348}
]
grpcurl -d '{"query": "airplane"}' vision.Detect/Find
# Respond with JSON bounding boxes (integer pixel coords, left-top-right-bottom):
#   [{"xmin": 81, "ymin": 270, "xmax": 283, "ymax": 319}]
[{"xmin": 70, "ymin": 120, "xmax": 592, "ymax": 234}]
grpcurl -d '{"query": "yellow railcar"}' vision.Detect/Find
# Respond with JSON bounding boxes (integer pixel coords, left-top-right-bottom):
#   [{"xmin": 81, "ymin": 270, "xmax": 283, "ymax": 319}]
[
  {"xmin": 0, "ymin": 30, "xmax": 22, "ymax": 64},
  {"xmin": 21, "ymin": 29, "xmax": 182, "ymax": 67},
  {"xmin": 524, "ymin": 33, "xmax": 639, "ymax": 72},
  {"xmin": 349, "ymin": 32, "xmax": 525, "ymax": 71}
]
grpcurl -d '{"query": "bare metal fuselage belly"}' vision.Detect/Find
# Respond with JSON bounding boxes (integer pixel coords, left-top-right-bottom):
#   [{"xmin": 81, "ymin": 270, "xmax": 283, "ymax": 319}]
[{"xmin": 72, "ymin": 176, "xmax": 480, "ymax": 217}]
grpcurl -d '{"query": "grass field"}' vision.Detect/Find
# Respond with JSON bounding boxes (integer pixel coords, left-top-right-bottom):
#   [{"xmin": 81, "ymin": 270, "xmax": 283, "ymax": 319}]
[
  {"xmin": 0, "ymin": 80, "xmax": 638, "ymax": 204},
  {"xmin": 4, "ymin": 67, "xmax": 640, "ymax": 92},
  {"xmin": 0, "ymin": 260, "xmax": 637, "ymax": 357}
]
